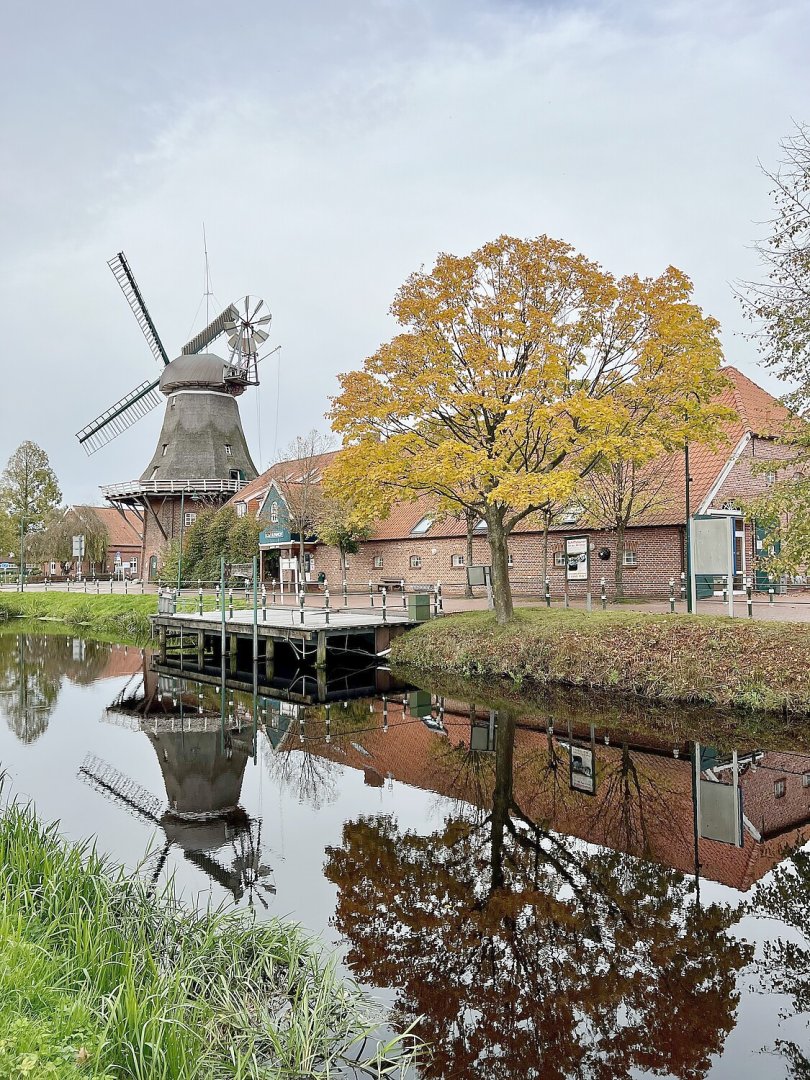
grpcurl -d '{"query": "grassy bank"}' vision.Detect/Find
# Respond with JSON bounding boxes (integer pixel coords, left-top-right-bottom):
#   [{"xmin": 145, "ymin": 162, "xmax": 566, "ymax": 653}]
[
  {"xmin": 0, "ymin": 593, "xmax": 156, "ymax": 643},
  {"xmin": 391, "ymin": 608, "xmax": 810, "ymax": 715},
  {"xmin": 0, "ymin": 593, "xmax": 251, "ymax": 646},
  {"xmin": 0, "ymin": 790, "xmax": 420, "ymax": 1078}
]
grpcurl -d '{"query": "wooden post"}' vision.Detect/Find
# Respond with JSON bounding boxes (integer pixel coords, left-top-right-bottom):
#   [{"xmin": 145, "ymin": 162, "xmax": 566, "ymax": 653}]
[
  {"xmin": 316, "ymin": 630, "xmax": 327, "ymax": 668},
  {"xmin": 264, "ymin": 638, "xmax": 275, "ymax": 682},
  {"xmin": 197, "ymin": 630, "xmax": 205, "ymax": 668},
  {"xmin": 158, "ymin": 625, "xmax": 167, "ymax": 663},
  {"xmin": 229, "ymin": 633, "xmax": 238, "ymax": 674}
]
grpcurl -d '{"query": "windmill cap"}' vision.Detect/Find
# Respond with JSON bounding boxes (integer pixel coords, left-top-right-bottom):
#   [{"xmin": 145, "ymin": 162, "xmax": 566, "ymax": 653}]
[{"xmin": 160, "ymin": 353, "xmax": 230, "ymax": 394}]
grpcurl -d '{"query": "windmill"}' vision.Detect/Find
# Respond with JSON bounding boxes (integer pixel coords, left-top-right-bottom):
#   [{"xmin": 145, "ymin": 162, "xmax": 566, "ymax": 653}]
[{"xmin": 75, "ymin": 253, "xmax": 272, "ymax": 580}]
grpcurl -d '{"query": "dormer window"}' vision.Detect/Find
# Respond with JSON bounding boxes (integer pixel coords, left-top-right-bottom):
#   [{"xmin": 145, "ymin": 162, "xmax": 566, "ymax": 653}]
[{"xmin": 411, "ymin": 515, "xmax": 433, "ymax": 535}]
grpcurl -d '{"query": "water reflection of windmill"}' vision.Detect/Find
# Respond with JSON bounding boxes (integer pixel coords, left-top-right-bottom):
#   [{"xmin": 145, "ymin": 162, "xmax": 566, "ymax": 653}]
[{"xmin": 79, "ymin": 669, "xmax": 275, "ymax": 907}]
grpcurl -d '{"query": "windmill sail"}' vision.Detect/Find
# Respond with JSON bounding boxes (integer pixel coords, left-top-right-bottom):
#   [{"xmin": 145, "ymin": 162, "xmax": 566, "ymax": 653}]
[
  {"xmin": 181, "ymin": 303, "xmax": 239, "ymax": 355},
  {"xmin": 108, "ymin": 252, "xmax": 170, "ymax": 367},
  {"xmin": 75, "ymin": 377, "xmax": 163, "ymax": 455}
]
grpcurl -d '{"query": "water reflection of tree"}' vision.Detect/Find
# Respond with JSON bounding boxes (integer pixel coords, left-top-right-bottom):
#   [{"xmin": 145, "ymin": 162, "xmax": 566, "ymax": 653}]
[
  {"xmin": 325, "ymin": 712, "xmax": 751, "ymax": 1080},
  {"xmin": 261, "ymin": 700, "xmax": 374, "ymax": 810},
  {"xmin": 749, "ymin": 848, "xmax": 810, "ymax": 1078},
  {"xmin": 0, "ymin": 633, "xmax": 116, "ymax": 742}
]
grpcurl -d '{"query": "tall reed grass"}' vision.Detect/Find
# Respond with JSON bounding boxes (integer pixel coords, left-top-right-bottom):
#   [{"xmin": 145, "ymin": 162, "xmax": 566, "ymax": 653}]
[{"xmin": 0, "ymin": 781, "xmax": 422, "ymax": 1078}]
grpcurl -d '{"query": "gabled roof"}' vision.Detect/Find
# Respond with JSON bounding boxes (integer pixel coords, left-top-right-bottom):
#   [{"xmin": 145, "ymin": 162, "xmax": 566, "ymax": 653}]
[
  {"xmin": 227, "ymin": 368, "xmax": 796, "ymax": 540},
  {"xmin": 70, "ymin": 505, "xmax": 143, "ymax": 548},
  {"xmin": 232, "ymin": 451, "xmax": 339, "ymax": 513}
]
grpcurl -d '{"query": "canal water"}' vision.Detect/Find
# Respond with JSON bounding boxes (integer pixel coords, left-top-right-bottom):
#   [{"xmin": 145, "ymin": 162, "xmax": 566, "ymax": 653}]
[{"xmin": 1, "ymin": 629, "xmax": 809, "ymax": 1079}]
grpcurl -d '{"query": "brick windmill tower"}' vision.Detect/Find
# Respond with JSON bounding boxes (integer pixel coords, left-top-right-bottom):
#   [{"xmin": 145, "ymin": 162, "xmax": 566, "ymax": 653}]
[{"xmin": 76, "ymin": 253, "xmax": 271, "ymax": 580}]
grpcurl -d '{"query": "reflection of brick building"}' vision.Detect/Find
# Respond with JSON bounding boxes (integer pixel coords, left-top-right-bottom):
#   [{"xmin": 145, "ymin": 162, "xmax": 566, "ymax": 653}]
[
  {"xmin": 282, "ymin": 698, "xmax": 810, "ymax": 892},
  {"xmin": 231, "ymin": 367, "xmax": 798, "ymax": 596}
]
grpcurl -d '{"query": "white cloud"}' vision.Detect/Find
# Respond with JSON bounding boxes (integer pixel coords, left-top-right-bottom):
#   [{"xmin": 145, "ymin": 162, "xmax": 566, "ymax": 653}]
[{"xmin": 0, "ymin": 0, "xmax": 806, "ymax": 500}]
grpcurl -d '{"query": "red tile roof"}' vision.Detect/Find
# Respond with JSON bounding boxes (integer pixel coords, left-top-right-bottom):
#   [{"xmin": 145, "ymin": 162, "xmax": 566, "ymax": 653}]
[
  {"xmin": 72, "ymin": 506, "xmax": 143, "ymax": 549},
  {"xmin": 230, "ymin": 367, "xmax": 795, "ymax": 539}
]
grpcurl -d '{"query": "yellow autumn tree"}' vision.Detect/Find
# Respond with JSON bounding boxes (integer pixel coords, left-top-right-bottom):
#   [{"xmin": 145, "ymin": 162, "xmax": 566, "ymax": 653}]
[{"xmin": 328, "ymin": 235, "xmax": 729, "ymax": 622}]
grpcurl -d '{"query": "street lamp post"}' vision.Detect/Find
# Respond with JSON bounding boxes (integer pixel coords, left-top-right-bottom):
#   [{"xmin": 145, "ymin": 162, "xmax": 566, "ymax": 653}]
[
  {"xmin": 18, "ymin": 516, "xmax": 24, "ymax": 593},
  {"xmin": 177, "ymin": 491, "xmax": 185, "ymax": 594}
]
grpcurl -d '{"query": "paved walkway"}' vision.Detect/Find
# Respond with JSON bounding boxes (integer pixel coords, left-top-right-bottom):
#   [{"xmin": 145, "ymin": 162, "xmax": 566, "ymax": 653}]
[{"xmin": 4, "ymin": 580, "xmax": 809, "ymax": 621}]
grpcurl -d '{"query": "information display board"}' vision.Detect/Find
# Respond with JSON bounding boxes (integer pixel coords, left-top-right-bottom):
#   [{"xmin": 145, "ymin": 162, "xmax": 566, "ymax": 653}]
[{"xmin": 565, "ymin": 536, "xmax": 589, "ymax": 582}]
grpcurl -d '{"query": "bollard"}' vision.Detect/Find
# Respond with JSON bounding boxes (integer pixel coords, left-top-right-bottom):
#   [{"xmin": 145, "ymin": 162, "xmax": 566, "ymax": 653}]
[
  {"xmin": 198, "ymin": 584, "xmax": 204, "ymax": 616},
  {"xmin": 433, "ymin": 584, "xmax": 439, "ymax": 618},
  {"xmin": 124, "ymin": 578, "xmax": 128, "ymax": 595},
  {"xmin": 381, "ymin": 587, "xmax": 387, "ymax": 624},
  {"xmin": 437, "ymin": 582, "xmax": 443, "ymax": 614},
  {"xmin": 299, "ymin": 589, "xmax": 305, "ymax": 626},
  {"xmin": 680, "ymin": 571, "xmax": 686, "ymax": 604},
  {"xmin": 261, "ymin": 585, "xmax": 267, "ymax": 622},
  {"xmin": 769, "ymin": 587, "xmax": 774, "ymax": 605},
  {"xmin": 67, "ymin": 579, "xmax": 70, "ymax": 592},
  {"xmin": 545, "ymin": 576, "xmax": 551, "ymax": 608},
  {"xmin": 110, "ymin": 577, "xmax": 114, "ymax": 594},
  {"xmin": 369, "ymin": 580, "xmax": 374, "ymax": 608},
  {"xmin": 342, "ymin": 577, "xmax": 348, "ymax": 606},
  {"xmin": 271, "ymin": 577, "xmax": 277, "ymax": 605},
  {"xmin": 84, "ymin": 579, "xmax": 88, "ymax": 593},
  {"xmin": 747, "ymin": 581, "xmax": 753, "ymax": 619},
  {"xmin": 228, "ymin": 588, "xmax": 233, "ymax": 619},
  {"xmin": 601, "ymin": 577, "xmax": 607, "ymax": 611},
  {"xmin": 141, "ymin": 580, "xmax": 144, "ymax": 595},
  {"xmin": 401, "ymin": 579, "xmax": 407, "ymax": 609},
  {"xmin": 216, "ymin": 582, "xmax": 220, "ymax": 608},
  {"xmin": 722, "ymin": 576, "xmax": 728, "ymax": 605},
  {"xmin": 669, "ymin": 577, "xmax": 675, "ymax": 614},
  {"xmin": 325, "ymin": 588, "xmax": 331, "ymax": 625}
]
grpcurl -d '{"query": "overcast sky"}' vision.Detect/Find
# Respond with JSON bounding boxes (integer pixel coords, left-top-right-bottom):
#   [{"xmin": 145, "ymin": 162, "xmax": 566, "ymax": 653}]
[{"xmin": 0, "ymin": 0, "xmax": 806, "ymax": 504}]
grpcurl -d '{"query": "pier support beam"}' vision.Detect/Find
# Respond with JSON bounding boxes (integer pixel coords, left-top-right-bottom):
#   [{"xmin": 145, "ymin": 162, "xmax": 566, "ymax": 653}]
[
  {"xmin": 316, "ymin": 631, "xmax": 327, "ymax": 668},
  {"xmin": 197, "ymin": 631, "xmax": 205, "ymax": 668},
  {"xmin": 229, "ymin": 633, "xmax": 238, "ymax": 674},
  {"xmin": 264, "ymin": 638, "xmax": 275, "ymax": 682},
  {"xmin": 158, "ymin": 625, "xmax": 167, "ymax": 663}
]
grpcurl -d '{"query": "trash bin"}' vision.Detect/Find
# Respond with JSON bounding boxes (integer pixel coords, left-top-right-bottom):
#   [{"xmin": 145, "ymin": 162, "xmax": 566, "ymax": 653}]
[{"xmin": 407, "ymin": 592, "xmax": 432, "ymax": 622}]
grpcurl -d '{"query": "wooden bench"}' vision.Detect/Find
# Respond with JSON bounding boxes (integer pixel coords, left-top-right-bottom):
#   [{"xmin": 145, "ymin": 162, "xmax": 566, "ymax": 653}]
[{"xmin": 378, "ymin": 579, "xmax": 405, "ymax": 592}]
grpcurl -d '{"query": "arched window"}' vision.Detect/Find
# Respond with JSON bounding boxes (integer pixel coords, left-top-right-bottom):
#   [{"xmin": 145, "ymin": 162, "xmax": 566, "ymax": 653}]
[{"xmin": 270, "ymin": 501, "xmax": 279, "ymax": 524}]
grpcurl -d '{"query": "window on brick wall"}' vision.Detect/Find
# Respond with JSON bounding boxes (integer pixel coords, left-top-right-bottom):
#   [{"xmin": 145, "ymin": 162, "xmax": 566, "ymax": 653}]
[
  {"xmin": 373, "ymin": 555, "xmax": 384, "ymax": 569},
  {"xmin": 130, "ymin": 558, "xmax": 138, "ymax": 575},
  {"xmin": 451, "ymin": 554, "xmax": 464, "ymax": 568},
  {"xmin": 774, "ymin": 778, "xmax": 786, "ymax": 799},
  {"xmin": 184, "ymin": 512, "xmax": 197, "ymax": 527},
  {"xmin": 623, "ymin": 550, "xmax": 638, "ymax": 567},
  {"xmin": 409, "ymin": 555, "xmax": 422, "ymax": 569},
  {"xmin": 553, "ymin": 551, "xmax": 566, "ymax": 567},
  {"xmin": 803, "ymin": 772, "xmax": 810, "ymax": 789},
  {"xmin": 507, "ymin": 553, "xmax": 514, "ymax": 567}
]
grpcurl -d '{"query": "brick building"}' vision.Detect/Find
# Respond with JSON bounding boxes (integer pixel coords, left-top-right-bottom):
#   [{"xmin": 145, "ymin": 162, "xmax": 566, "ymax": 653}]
[
  {"xmin": 41, "ymin": 506, "xmax": 143, "ymax": 580},
  {"xmin": 230, "ymin": 367, "xmax": 797, "ymax": 597}
]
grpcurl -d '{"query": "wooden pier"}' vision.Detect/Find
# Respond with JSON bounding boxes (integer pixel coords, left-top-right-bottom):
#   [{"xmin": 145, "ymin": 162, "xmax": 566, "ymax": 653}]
[{"xmin": 151, "ymin": 605, "xmax": 418, "ymax": 673}]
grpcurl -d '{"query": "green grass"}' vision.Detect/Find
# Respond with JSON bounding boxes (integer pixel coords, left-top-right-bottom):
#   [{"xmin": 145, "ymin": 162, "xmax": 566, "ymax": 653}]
[
  {"xmin": 0, "ymin": 786, "xmax": 422, "ymax": 1078},
  {"xmin": 0, "ymin": 593, "xmax": 253, "ymax": 646},
  {"xmin": 391, "ymin": 607, "xmax": 810, "ymax": 715}
]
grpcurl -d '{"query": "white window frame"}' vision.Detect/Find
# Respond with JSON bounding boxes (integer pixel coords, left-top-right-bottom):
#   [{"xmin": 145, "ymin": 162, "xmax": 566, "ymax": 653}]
[
  {"xmin": 270, "ymin": 501, "xmax": 279, "ymax": 524},
  {"xmin": 184, "ymin": 512, "xmax": 197, "ymax": 528},
  {"xmin": 409, "ymin": 555, "xmax": 422, "ymax": 569},
  {"xmin": 49, "ymin": 561, "xmax": 57, "ymax": 575},
  {"xmin": 623, "ymin": 550, "xmax": 638, "ymax": 567},
  {"xmin": 774, "ymin": 778, "xmax": 786, "ymax": 799},
  {"xmin": 373, "ymin": 555, "xmax": 384, "ymax": 569},
  {"xmin": 411, "ymin": 516, "xmax": 433, "ymax": 535},
  {"xmin": 451, "ymin": 554, "xmax": 465, "ymax": 568},
  {"xmin": 554, "ymin": 551, "xmax": 566, "ymax": 568},
  {"xmin": 130, "ymin": 557, "xmax": 138, "ymax": 575},
  {"xmin": 225, "ymin": 444, "xmax": 232, "ymax": 456}
]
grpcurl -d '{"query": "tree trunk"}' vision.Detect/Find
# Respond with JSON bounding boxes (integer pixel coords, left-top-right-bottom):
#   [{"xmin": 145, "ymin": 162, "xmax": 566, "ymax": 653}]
[
  {"xmin": 464, "ymin": 513, "xmax": 475, "ymax": 598},
  {"xmin": 615, "ymin": 520, "xmax": 626, "ymax": 600},
  {"xmin": 542, "ymin": 508, "xmax": 550, "ymax": 583},
  {"xmin": 490, "ymin": 712, "xmax": 516, "ymax": 894},
  {"xmin": 486, "ymin": 508, "xmax": 514, "ymax": 623}
]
